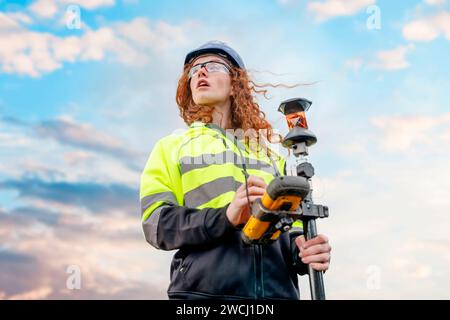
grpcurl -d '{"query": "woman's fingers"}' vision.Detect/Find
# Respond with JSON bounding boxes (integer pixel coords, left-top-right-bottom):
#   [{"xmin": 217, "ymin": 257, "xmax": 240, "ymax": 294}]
[
  {"xmin": 299, "ymin": 243, "xmax": 332, "ymax": 257},
  {"xmin": 310, "ymin": 262, "xmax": 330, "ymax": 272},
  {"xmin": 235, "ymin": 195, "xmax": 263, "ymax": 207},
  {"xmin": 237, "ymin": 186, "xmax": 265, "ymax": 197},
  {"xmin": 246, "ymin": 175, "xmax": 267, "ymax": 189},
  {"xmin": 236, "ymin": 176, "xmax": 266, "ymax": 197},
  {"xmin": 300, "ymin": 252, "xmax": 331, "ymax": 264},
  {"xmin": 303, "ymin": 234, "xmax": 329, "ymax": 248}
]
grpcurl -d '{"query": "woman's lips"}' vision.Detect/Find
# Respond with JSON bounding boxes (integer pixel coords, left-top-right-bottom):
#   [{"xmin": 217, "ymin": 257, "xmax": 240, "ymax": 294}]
[{"xmin": 197, "ymin": 79, "xmax": 210, "ymax": 88}]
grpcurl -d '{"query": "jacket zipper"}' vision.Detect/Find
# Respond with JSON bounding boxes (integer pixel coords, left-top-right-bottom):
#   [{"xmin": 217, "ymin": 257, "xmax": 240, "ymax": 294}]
[
  {"xmin": 254, "ymin": 244, "xmax": 264, "ymax": 299},
  {"xmin": 209, "ymin": 125, "xmax": 266, "ymax": 299}
]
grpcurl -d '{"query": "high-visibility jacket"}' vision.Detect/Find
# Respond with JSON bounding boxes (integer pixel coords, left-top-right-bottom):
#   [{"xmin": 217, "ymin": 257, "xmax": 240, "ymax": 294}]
[{"xmin": 140, "ymin": 121, "xmax": 307, "ymax": 300}]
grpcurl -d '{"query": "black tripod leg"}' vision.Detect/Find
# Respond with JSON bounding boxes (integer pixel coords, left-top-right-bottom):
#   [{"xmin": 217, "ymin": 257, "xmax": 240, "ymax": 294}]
[{"xmin": 304, "ymin": 219, "xmax": 326, "ymax": 300}]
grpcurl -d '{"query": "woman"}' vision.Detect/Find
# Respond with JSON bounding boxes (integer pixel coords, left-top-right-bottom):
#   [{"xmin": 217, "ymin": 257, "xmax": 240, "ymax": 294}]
[{"xmin": 140, "ymin": 40, "xmax": 331, "ymax": 300}]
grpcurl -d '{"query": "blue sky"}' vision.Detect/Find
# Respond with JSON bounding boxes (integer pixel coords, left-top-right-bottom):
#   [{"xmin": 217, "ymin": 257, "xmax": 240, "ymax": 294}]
[{"xmin": 0, "ymin": 0, "xmax": 449, "ymax": 299}]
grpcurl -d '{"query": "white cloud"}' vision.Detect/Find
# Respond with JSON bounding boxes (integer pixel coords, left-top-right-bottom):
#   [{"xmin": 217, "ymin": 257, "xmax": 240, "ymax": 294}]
[
  {"xmin": 308, "ymin": 0, "xmax": 375, "ymax": 22},
  {"xmin": 0, "ymin": 215, "xmax": 168, "ymax": 299},
  {"xmin": 29, "ymin": 0, "xmax": 115, "ymax": 19},
  {"xmin": 403, "ymin": 19, "xmax": 440, "ymax": 42},
  {"xmin": 425, "ymin": 0, "xmax": 446, "ymax": 5},
  {"xmin": 0, "ymin": 116, "xmax": 141, "ymax": 186},
  {"xmin": 0, "ymin": 193, "xmax": 170, "ymax": 299},
  {"xmin": 0, "ymin": 16, "xmax": 194, "ymax": 77},
  {"xmin": 115, "ymin": 18, "xmax": 189, "ymax": 51},
  {"xmin": 0, "ymin": 28, "xmax": 86, "ymax": 77},
  {"xmin": 403, "ymin": 11, "xmax": 450, "ymax": 42},
  {"xmin": 29, "ymin": 0, "xmax": 59, "ymax": 19},
  {"xmin": 433, "ymin": 11, "xmax": 450, "ymax": 40},
  {"xmin": 312, "ymin": 144, "xmax": 450, "ymax": 298},
  {"xmin": 373, "ymin": 44, "xmax": 415, "ymax": 71},
  {"xmin": 0, "ymin": 13, "xmax": 22, "ymax": 30},
  {"xmin": 63, "ymin": 0, "xmax": 115, "ymax": 10},
  {"xmin": 5, "ymin": 12, "xmax": 33, "ymax": 25},
  {"xmin": 370, "ymin": 112, "xmax": 450, "ymax": 151},
  {"xmin": 8, "ymin": 287, "xmax": 53, "ymax": 300}
]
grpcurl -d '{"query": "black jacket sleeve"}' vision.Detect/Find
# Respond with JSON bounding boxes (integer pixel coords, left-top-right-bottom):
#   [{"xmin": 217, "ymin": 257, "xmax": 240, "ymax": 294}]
[{"xmin": 156, "ymin": 203, "xmax": 237, "ymax": 250}]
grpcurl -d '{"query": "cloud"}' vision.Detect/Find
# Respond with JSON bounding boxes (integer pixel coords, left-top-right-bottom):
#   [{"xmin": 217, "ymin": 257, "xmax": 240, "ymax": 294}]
[
  {"xmin": 0, "ymin": 171, "xmax": 167, "ymax": 299},
  {"xmin": 0, "ymin": 200, "xmax": 170, "ymax": 299},
  {"xmin": 424, "ymin": 0, "xmax": 446, "ymax": 5},
  {"xmin": 311, "ymin": 152, "xmax": 450, "ymax": 298},
  {"xmin": 403, "ymin": 19, "xmax": 440, "ymax": 42},
  {"xmin": 29, "ymin": 0, "xmax": 115, "ymax": 19},
  {"xmin": 302, "ymin": 102, "xmax": 450, "ymax": 299},
  {"xmin": 3, "ymin": 12, "xmax": 33, "ymax": 25},
  {"xmin": 373, "ymin": 44, "xmax": 415, "ymax": 71},
  {"xmin": 29, "ymin": 0, "xmax": 59, "ymax": 19},
  {"xmin": 8, "ymin": 287, "xmax": 53, "ymax": 300},
  {"xmin": 0, "ymin": 249, "xmax": 34, "ymax": 264},
  {"xmin": 35, "ymin": 116, "xmax": 135, "ymax": 159},
  {"xmin": 9, "ymin": 206, "xmax": 60, "ymax": 226},
  {"xmin": 0, "ymin": 248, "xmax": 41, "ymax": 296},
  {"xmin": 0, "ymin": 12, "xmax": 33, "ymax": 31},
  {"xmin": 2, "ymin": 115, "xmax": 142, "ymax": 168},
  {"xmin": 0, "ymin": 178, "xmax": 138, "ymax": 214},
  {"xmin": 307, "ymin": 0, "xmax": 375, "ymax": 22},
  {"xmin": 343, "ymin": 45, "xmax": 415, "ymax": 74},
  {"xmin": 403, "ymin": 11, "xmax": 450, "ymax": 42},
  {"xmin": 0, "ymin": 116, "xmax": 142, "ymax": 188},
  {"xmin": 115, "ymin": 17, "xmax": 189, "ymax": 51},
  {"xmin": 370, "ymin": 112, "xmax": 450, "ymax": 151},
  {"xmin": 65, "ymin": 0, "xmax": 115, "ymax": 10},
  {"xmin": 0, "ymin": 14, "xmax": 193, "ymax": 77}
]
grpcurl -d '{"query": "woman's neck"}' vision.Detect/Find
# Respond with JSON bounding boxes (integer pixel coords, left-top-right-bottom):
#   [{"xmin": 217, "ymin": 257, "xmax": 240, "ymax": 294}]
[{"xmin": 211, "ymin": 101, "xmax": 232, "ymax": 129}]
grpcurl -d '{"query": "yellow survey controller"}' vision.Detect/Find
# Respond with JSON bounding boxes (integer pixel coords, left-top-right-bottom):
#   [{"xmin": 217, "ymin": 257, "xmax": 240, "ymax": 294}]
[{"xmin": 241, "ymin": 176, "xmax": 310, "ymax": 245}]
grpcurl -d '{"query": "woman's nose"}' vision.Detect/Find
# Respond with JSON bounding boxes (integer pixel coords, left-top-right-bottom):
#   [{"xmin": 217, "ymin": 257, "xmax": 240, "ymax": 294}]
[{"xmin": 197, "ymin": 66, "xmax": 208, "ymax": 77}]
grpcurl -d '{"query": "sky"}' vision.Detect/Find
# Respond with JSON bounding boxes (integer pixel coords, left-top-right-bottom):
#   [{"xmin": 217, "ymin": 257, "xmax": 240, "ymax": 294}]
[{"xmin": 0, "ymin": 0, "xmax": 449, "ymax": 299}]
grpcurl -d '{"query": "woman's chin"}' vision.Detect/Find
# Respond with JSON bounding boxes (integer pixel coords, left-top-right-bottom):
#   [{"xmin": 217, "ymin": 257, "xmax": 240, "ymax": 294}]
[{"xmin": 194, "ymin": 97, "xmax": 219, "ymax": 106}]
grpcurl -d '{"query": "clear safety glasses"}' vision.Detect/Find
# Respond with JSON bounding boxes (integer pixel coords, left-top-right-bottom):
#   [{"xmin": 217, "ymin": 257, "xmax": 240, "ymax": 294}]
[{"xmin": 188, "ymin": 61, "xmax": 231, "ymax": 79}]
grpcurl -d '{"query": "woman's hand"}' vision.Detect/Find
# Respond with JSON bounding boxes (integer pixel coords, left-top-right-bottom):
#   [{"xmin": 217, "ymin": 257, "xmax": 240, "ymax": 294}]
[
  {"xmin": 226, "ymin": 175, "xmax": 266, "ymax": 227},
  {"xmin": 295, "ymin": 234, "xmax": 331, "ymax": 272}
]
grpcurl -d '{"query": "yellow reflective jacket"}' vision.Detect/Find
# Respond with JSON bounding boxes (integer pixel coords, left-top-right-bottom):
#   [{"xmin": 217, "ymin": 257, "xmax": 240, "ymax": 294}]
[{"xmin": 140, "ymin": 121, "xmax": 306, "ymax": 299}]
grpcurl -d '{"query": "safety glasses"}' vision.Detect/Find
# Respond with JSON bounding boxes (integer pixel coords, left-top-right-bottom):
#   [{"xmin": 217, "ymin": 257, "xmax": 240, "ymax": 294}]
[{"xmin": 188, "ymin": 61, "xmax": 231, "ymax": 79}]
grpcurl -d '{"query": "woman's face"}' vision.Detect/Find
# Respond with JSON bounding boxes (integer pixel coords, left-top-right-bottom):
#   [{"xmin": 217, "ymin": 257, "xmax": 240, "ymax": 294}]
[{"xmin": 189, "ymin": 54, "xmax": 232, "ymax": 107}]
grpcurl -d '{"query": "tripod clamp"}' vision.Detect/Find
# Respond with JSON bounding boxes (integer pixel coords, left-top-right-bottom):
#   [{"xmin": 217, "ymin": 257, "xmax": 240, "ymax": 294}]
[{"xmin": 296, "ymin": 162, "xmax": 329, "ymax": 220}]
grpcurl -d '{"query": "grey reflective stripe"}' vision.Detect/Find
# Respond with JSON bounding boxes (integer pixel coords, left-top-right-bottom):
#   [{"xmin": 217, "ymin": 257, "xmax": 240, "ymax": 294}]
[
  {"xmin": 142, "ymin": 204, "xmax": 169, "ymax": 249},
  {"xmin": 289, "ymin": 226, "xmax": 304, "ymax": 235},
  {"xmin": 180, "ymin": 150, "xmax": 276, "ymax": 175},
  {"xmin": 184, "ymin": 176, "xmax": 241, "ymax": 208},
  {"xmin": 140, "ymin": 191, "xmax": 177, "ymax": 215}
]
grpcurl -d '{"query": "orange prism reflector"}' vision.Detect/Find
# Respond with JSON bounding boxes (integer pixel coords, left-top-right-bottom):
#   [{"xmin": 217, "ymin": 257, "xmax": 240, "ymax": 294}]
[{"xmin": 285, "ymin": 111, "xmax": 308, "ymax": 129}]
